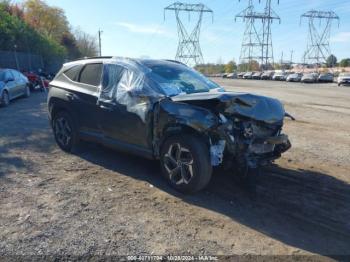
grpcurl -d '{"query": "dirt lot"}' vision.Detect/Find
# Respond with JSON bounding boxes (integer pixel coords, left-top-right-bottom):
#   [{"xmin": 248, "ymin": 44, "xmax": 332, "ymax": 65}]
[{"xmin": 1, "ymin": 80, "xmax": 350, "ymax": 259}]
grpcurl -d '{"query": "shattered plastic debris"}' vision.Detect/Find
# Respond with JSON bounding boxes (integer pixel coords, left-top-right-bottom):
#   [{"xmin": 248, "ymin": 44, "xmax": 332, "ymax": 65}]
[{"xmin": 210, "ymin": 140, "xmax": 226, "ymax": 166}]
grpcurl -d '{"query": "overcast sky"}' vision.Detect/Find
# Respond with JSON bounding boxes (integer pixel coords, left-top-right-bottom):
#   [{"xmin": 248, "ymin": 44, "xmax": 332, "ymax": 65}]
[{"xmin": 40, "ymin": 0, "xmax": 350, "ymax": 63}]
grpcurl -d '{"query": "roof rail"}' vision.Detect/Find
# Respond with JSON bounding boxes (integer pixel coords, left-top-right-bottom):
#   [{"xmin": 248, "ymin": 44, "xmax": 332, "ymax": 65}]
[
  {"xmin": 75, "ymin": 56, "xmax": 113, "ymax": 61},
  {"xmin": 164, "ymin": 59, "xmax": 188, "ymax": 67}
]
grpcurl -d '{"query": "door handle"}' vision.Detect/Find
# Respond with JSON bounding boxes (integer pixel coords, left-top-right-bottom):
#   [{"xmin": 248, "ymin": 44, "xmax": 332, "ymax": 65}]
[
  {"xmin": 100, "ymin": 104, "xmax": 113, "ymax": 112},
  {"xmin": 66, "ymin": 93, "xmax": 74, "ymax": 100}
]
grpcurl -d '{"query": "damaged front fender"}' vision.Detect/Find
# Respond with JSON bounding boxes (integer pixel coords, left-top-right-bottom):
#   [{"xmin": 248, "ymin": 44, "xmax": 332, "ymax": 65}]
[{"xmin": 153, "ymin": 98, "xmax": 219, "ymax": 157}]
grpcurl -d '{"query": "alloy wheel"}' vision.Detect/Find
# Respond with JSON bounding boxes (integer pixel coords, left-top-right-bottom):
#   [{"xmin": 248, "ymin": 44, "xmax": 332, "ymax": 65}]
[
  {"xmin": 54, "ymin": 117, "xmax": 72, "ymax": 147},
  {"xmin": 163, "ymin": 143, "xmax": 194, "ymax": 185},
  {"xmin": 2, "ymin": 92, "xmax": 9, "ymax": 106}
]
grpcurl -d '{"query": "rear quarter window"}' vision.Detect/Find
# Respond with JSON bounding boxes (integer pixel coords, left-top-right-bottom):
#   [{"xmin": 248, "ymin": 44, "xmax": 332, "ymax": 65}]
[
  {"xmin": 78, "ymin": 63, "xmax": 103, "ymax": 87},
  {"xmin": 63, "ymin": 65, "xmax": 83, "ymax": 82}
]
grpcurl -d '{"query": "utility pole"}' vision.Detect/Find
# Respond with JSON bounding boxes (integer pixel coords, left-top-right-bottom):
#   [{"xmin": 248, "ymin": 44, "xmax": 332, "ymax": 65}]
[
  {"xmin": 13, "ymin": 44, "xmax": 19, "ymax": 71},
  {"xmin": 300, "ymin": 10, "xmax": 339, "ymax": 71},
  {"xmin": 280, "ymin": 51, "xmax": 283, "ymax": 66},
  {"xmin": 164, "ymin": 2, "xmax": 213, "ymax": 67},
  {"xmin": 98, "ymin": 29, "xmax": 103, "ymax": 57}
]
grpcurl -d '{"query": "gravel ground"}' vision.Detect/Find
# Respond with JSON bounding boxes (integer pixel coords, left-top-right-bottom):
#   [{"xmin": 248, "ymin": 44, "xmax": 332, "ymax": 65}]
[{"xmin": 0, "ymin": 80, "xmax": 350, "ymax": 259}]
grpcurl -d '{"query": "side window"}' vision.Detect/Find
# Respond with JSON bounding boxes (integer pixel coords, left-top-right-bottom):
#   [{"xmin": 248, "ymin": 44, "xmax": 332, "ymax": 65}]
[
  {"xmin": 63, "ymin": 65, "xmax": 83, "ymax": 82},
  {"xmin": 100, "ymin": 64, "xmax": 125, "ymax": 100},
  {"xmin": 5, "ymin": 70, "xmax": 14, "ymax": 81},
  {"xmin": 78, "ymin": 63, "xmax": 103, "ymax": 87},
  {"xmin": 11, "ymin": 70, "xmax": 18, "ymax": 79}
]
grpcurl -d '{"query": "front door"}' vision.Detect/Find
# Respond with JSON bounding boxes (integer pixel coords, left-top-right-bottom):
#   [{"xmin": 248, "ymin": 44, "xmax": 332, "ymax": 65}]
[
  {"xmin": 98, "ymin": 64, "xmax": 152, "ymax": 152},
  {"xmin": 4, "ymin": 70, "xmax": 17, "ymax": 98}
]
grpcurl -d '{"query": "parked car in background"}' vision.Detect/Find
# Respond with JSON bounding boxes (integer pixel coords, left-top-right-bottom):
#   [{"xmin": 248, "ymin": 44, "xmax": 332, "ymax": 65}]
[
  {"xmin": 237, "ymin": 72, "xmax": 245, "ymax": 79},
  {"xmin": 0, "ymin": 69, "xmax": 30, "ymax": 107},
  {"xmin": 226, "ymin": 72, "xmax": 237, "ymax": 79},
  {"xmin": 48, "ymin": 57, "xmax": 292, "ymax": 193},
  {"xmin": 318, "ymin": 73, "xmax": 334, "ymax": 83},
  {"xmin": 252, "ymin": 72, "xmax": 262, "ymax": 80},
  {"xmin": 286, "ymin": 73, "xmax": 303, "ymax": 82},
  {"xmin": 301, "ymin": 73, "xmax": 319, "ymax": 83},
  {"xmin": 261, "ymin": 71, "xmax": 274, "ymax": 80},
  {"xmin": 243, "ymin": 72, "xmax": 254, "ymax": 79},
  {"xmin": 273, "ymin": 71, "xmax": 287, "ymax": 81},
  {"xmin": 337, "ymin": 73, "xmax": 350, "ymax": 86}
]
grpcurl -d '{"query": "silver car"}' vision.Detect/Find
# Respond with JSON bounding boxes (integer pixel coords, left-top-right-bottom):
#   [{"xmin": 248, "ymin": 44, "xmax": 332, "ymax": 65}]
[
  {"xmin": 0, "ymin": 69, "xmax": 30, "ymax": 107},
  {"xmin": 286, "ymin": 73, "xmax": 303, "ymax": 82}
]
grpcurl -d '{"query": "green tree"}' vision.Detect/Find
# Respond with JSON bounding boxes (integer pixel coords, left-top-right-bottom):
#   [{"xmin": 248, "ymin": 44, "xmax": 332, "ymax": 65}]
[
  {"xmin": 225, "ymin": 60, "xmax": 237, "ymax": 73},
  {"xmin": 339, "ymin": 58, "xmax": 350, "ymax": 68},
  {"xmin": 0, "ymin": 1, "xmax": 66, "ymax": 66},
  {"xmin": 326, "ymin": 54, "xmax": 337, "ymax": 68},
  {"xmin": 23, "ymin": 0, "xmax": 70, "ymax": 42},
  {"xmin": 74, "ymin": 28, "xmax": 98, "ymax": 57}
]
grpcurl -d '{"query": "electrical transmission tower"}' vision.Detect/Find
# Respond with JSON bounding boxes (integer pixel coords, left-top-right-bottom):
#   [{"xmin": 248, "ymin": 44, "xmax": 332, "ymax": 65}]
[
  {"xmin": 235, "ymin": 0, "xmax": 263, "ymax": 71},
  {"xmin": 301, "ymin": 10, "xmax": 340, "ymax": 68},
  {"xmin": 164, "ymin": 2, "xmax": 213, "ymax": 67},
  {"xmin": 261, "ymin": 0, "xmax": 280, "ymax": 69},
  {"xmin": 236, "ymin": 0, "xmax": 280, "ymax": 71}
]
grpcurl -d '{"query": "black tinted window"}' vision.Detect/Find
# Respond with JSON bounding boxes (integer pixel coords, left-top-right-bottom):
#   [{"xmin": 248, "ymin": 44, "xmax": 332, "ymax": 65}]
[
  {"xmin": 79, "ymin": 63, "xmax": 102, "ymax": 87},
  {"xmin": 64, "ymin": 65, "xmax": 83, "ymax": 81},
  {"xmin": 101, "ymin": 64, "xmax": 125, "ymax": 100}
]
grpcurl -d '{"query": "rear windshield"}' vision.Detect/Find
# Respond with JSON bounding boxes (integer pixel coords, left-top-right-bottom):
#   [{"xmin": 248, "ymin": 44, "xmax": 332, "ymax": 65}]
[{"xmin": 146, "ymin": 63, "xmax": 220, "ymax": 96}]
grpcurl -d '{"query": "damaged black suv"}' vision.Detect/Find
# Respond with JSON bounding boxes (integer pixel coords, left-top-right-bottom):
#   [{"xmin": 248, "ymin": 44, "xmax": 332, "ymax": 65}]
[{"xmin": 48, "ymin": 57, "xmax": 292, "ymax": 193}]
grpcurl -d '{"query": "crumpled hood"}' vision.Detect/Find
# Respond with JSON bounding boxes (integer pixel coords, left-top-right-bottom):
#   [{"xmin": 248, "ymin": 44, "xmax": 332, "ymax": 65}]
[{"xmin": 171, "ymin": 91, "xmax": 285, "ymax": 124}]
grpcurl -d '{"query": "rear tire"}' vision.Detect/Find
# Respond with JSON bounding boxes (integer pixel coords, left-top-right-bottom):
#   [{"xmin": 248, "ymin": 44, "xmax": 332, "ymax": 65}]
[
  {"xmin": 52, "ymin": 111, "xmax": 79, "ymax": 152},
  {"xmin": 160, "ymin": 135, "xmax": 212, "ymax": 194},
  {"xmin": 0, "ymin": 91, "xmax": 10, "ymax": 107},
  {"xmin": 24, "ymin": 85, "xmax": 31, "ymax": 98}
]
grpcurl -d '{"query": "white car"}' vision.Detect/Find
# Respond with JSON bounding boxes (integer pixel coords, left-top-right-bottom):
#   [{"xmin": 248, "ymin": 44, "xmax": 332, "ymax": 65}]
[{"xmin": 337, "ymin": 73, "xmax": 350, "ymax": 86}]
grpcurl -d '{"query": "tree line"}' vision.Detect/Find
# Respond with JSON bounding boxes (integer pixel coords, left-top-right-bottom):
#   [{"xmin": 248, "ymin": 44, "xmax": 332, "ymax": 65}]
[{"xmin": 0, "ymin": 0, "xmax": 98, "ymax": 70}]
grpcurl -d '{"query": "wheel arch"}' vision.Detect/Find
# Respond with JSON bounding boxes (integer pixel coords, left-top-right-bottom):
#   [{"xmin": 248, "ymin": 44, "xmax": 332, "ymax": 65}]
[
  {"xmin": 48, "ymin": 98, "xmax": 78, "ymax": 127},
  {"xmin": 155, "ymin": 123, "xmax": 211, "ymax": 159}
]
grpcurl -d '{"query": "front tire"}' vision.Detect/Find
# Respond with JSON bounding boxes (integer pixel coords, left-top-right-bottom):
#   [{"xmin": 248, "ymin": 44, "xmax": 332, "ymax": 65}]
[
  {"xmin": 52, "ymin": 111, "xmax": 79, "ymax": 152},
  {"xmin": 160, "ymin": 135, "xmax": 212, "ymax": 194},
  {"xmin": 1, "ymin": 91, "xmax": 10, "ymax": 107}
]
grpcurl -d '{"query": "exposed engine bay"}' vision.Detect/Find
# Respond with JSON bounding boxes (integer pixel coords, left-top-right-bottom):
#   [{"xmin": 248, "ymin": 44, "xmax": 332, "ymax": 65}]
[{"xmin": 155, "ymin": 91, "xmax": 292, "ymax": 172}]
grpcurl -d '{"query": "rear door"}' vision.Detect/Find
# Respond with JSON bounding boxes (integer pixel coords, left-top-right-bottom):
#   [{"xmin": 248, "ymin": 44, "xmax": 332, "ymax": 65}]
[
  {"xmin": 11, "ymin": 70, "xmax": 26, "ymax": 95},
  {"xmin": 74, "ymin": 63, "xmax": 103, "ymax": 136},
  {"xmin": 58, "ymin": 63, "xmax": 102, "ymax": 137}
]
